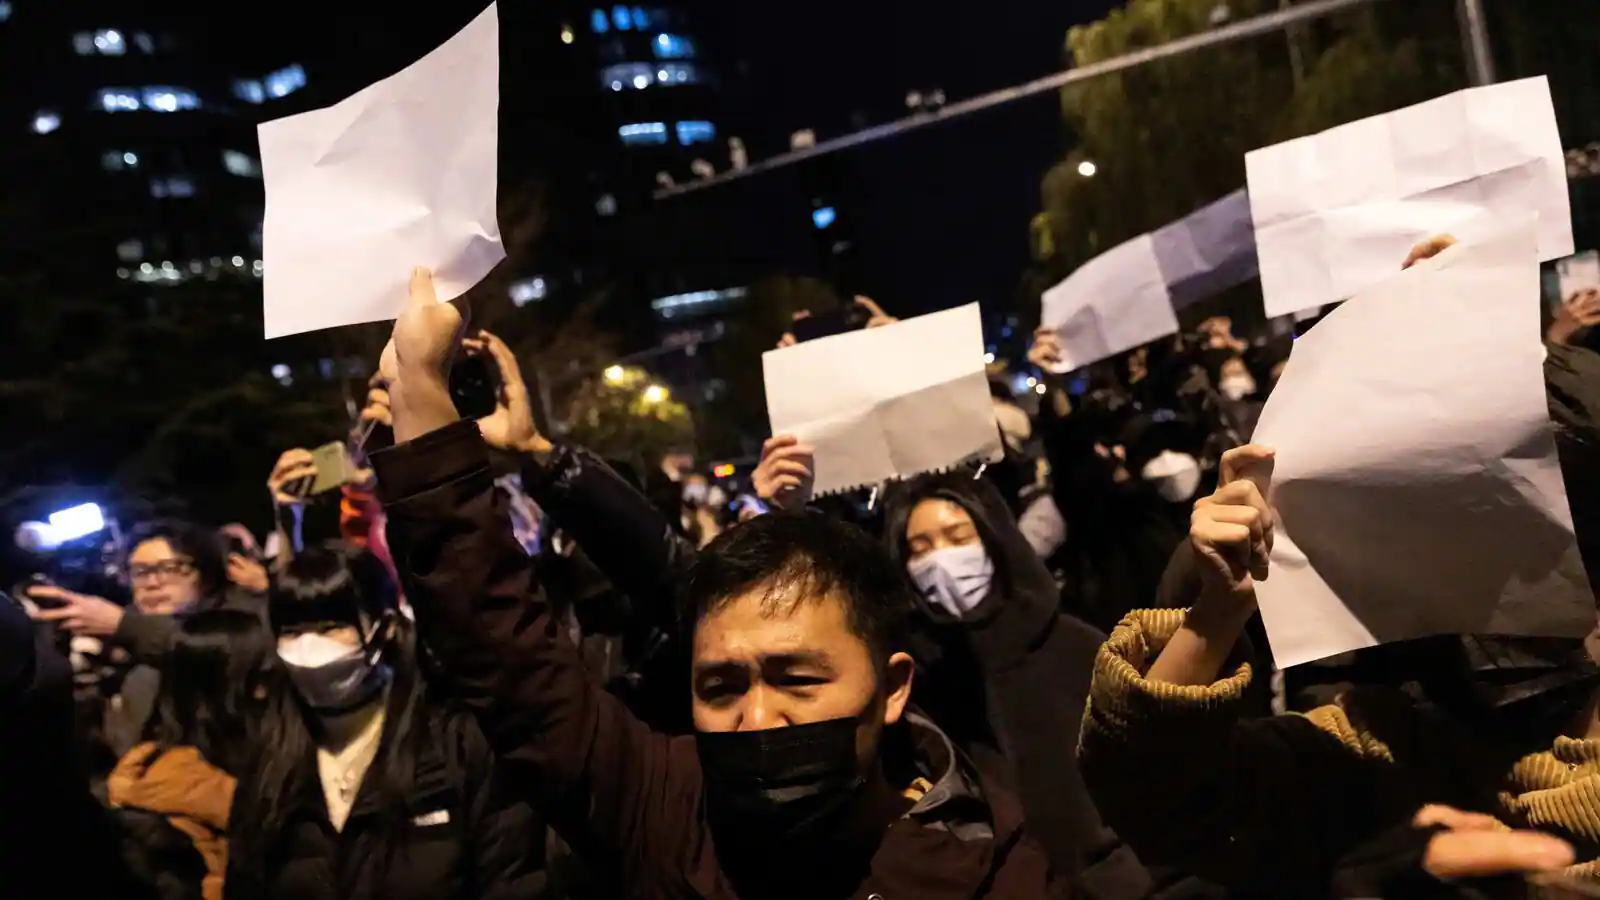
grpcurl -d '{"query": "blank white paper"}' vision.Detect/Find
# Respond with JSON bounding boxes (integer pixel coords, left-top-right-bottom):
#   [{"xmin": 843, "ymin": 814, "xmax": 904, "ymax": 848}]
[
  {"xmin": 258, "ymin": 3, "xmax": 503, "ymax": 338},
  {"xmin": 763, "ymin": 304, "xmax": 1002, "ymax": 495},
  {"xmin": 1251, "ymin": 218, "xmax": 1594, "ymax": 669},
  {"xmin": 1039, "ymin": 234, "xmax": 1178, "ymax": 373},
  {"xmin": 1248, "ymin": 76, "xmax": 1572, "ymax": 318}
]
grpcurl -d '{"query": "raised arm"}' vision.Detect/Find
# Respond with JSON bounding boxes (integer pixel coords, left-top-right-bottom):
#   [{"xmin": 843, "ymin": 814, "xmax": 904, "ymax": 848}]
[{"xmin": 372, "ymin": 270, "xmax": 697, "ymax": 880}]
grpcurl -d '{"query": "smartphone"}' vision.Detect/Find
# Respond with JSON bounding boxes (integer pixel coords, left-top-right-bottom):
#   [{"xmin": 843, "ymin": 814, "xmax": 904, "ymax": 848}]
[
  {"xmin": 307, "ymin": 441, "xmax": 353, "ymax": 496},
  {"xmin": 793, "ymin": 303, "xmax": 870, "ymax": 343},
  {"xmin": 450, "ymin": 355, "xmax": 498, "ymax": 420}
]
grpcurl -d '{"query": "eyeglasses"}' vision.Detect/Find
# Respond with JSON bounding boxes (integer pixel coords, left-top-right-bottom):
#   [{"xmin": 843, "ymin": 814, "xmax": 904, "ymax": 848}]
[{"xmin": 129, "ymin": 558, "xmax": 196, "ymax": 581}]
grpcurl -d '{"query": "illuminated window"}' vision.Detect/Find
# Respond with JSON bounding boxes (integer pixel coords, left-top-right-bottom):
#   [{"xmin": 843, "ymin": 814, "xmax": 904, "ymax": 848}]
[
  {"xmin": 150, "ymin": 176, "xmax": 195, "ymax": 198},
  {"xmin": 612, "ymin": 5, "xmax": 631, "ymax": 29},
  {"xmin": 619, "ymin": 122, "xmax": 668, "ymax": 146},
  {"xmin": 222, "ymin": 150, "xmax": 261, "ymax": 178},
  {"xmin": 659, "ymin": 62, "xmax": 698, "ymax": 84},
  {"xmin": 631, "ymin": 6, "xmax": 650, "ymax": 27},
  {"xmin": 265, "ymin": 64, "xmax": 306, "ymax": 99},
  {"xmin": 31, "ymin": 110, "xmax": 60, "ymax": 134},
  {"xmin": 653, "ymin": 33, "xmax": 695, "ymax": 59},
  {"xmin": 98, "ymin": 88, "xmax": 140, "ymax": 112},
  {"xmin": 233, "ymin": 80, "xmax": 264, "ymax": 104},
  {"xmin": 590, "ymin": 8, "xmax": 609, "ymax": 33},
  {"xmin": 94, "ymin": 29, "xmax": 125, "ymax": 55},
  {"xmin": 600, "ymin": 61, "xmax": 697, "ymax": 90},
  {"xmin": 675, "ymin": 120, "xmax": 715, "ymax": 145},
  {"xmin": 102, "ymin": 150, "xmax": 139, "ymax": 170},
  {"xmin": 142, "ymin": 87, "xmax": 199, "ymax": 112}
]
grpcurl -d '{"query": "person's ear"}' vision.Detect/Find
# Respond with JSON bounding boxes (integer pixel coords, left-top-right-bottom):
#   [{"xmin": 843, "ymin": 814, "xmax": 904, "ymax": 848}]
[{"xmin": 881, "ymin": 651, "xmax": 915, "ymax": 727}]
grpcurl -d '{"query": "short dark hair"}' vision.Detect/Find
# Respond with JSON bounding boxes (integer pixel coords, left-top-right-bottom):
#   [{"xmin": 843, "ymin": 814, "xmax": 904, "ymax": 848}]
[
  {"xmin": 268, "ymin": 540, "xmax": 397, "ymax": 633},
  {"xmin": 126, "ymin": 519, "xmax": 228, "ymax": 602},
  {"xmin": 681, "ymin": 512, "xmax": 911, "ymax": 666}
]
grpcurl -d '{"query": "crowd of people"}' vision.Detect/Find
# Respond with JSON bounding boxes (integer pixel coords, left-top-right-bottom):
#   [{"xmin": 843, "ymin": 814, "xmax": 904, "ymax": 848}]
[{"xmin": 7, "ymin": 242, "xmax": 1600, "ymax": 900}]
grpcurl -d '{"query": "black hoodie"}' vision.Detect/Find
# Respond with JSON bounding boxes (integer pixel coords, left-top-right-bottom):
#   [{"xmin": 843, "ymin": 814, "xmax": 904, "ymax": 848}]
[{"xmin": 881, "ymin": 472, "xmax": 1219, "ymax": 898}]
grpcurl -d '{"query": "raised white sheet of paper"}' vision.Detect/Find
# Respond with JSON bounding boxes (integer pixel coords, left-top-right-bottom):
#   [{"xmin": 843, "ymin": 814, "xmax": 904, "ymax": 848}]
[
  {"xmin": 1250, "ymin": 218, "xmax": 1594, "ymax": 669},
  {"xmin": 1248, "ymin": 76, "xmax": 1572, "ymax": 318},
  {"xmin": 763, "ymin": 304, "xmax": 1002, "ymax": 496},
  {"xmin": 258, "ymin": 3, "xmax": 503, "ymax": 338},
  {"xmin": 1039, "ymin": 234, "xmax": 1178, "ymax": 373}
]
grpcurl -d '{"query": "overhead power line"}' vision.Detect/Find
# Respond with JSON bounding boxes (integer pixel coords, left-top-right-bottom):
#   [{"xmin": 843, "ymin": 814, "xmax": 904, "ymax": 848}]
[{"xmin": 654, "ymin": 0, "xmax": 1393, "ymax": 200}]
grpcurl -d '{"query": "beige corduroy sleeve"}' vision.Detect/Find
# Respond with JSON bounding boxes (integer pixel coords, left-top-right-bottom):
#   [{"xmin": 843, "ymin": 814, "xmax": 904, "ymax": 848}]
[{"xmin": 1077, "ymin": 609, "xmax": 1418, "ymax": 893}]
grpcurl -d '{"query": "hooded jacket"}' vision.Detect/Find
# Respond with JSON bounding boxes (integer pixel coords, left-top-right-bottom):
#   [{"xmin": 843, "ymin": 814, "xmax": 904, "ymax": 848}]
[
  {"xmin": 882, "ymin": 473, "xmax": 1223, "ymax": 899},
  {"xmin": 374, "ymin": 420, "xmax": 1080, "ymax": 899},
  {"xmin": 108, "ymin": 743, "xmax": 233, "ymax": 900}
]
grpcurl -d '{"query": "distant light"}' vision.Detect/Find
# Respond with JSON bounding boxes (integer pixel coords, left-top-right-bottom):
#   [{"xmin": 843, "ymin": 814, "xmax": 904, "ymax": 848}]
[
  {"xmin": 48, "ymin": 503, "xmax": 106, "ymax": 544},
  {"xmin": 1034, "ymin": 382, "xmax": 1048, "ymax": 395},
  {"xmin": 123, "ymin": 151, "xmax": 138, "ymax": 165},
  {"xmin": 1077, "ymin": 160, "xmax": 1097, "ymax": 177},
  {"xmin": 713, "ymin": 463, "xmax": 736, "ymax": 478},
  {"xmin": 610, "ymin": 81, "xmax": 623, "ymax": 91},
  {"xmin": 31, "ymin": 111, "xmax": 60, "ymax": 134},
  {"xmin": 632, "ymin": 74, "xmax": 650, "ymax": 89},
  {"xmin": 812, "ymin": 206, "xmax": 837, "ymax": 229},
  {"xmin": 604, "ymin": 365, "xmax": 625, "ymax": 384},
  {"xmin": 657, "ymin": 69, "xmax": 669, "ymax": 82},
  {"xmin": 509, "ymin": 276, "xmax": 547, "ymax": 306},
  {"xmin": 595, "ymin": 193, "xmax": 618, "ymax": 216},
  {"xmin": 271, "ymin": 363, "xmax": 293, "ymax": 386},
  {"xmin": 1026, "ymin": 376, "xmax": 1038, "ymax": 388},
  {"xmin": 231, "ymin": 255, "xmax": 245, "ymax": 267},
  {"xmin": 560, "ymin": 24, "xmax": 575, "ymax": 44},
  {"xmin": 983, "ymin": 352, "xmax": 995, "ymax": 365},
  {"xmin": 643, "ymin": 384, "xmax": 668, "ymax": 404},
  {"xmin": 0, "ymin": 2, "xmax": 12, "ymax": 23}
]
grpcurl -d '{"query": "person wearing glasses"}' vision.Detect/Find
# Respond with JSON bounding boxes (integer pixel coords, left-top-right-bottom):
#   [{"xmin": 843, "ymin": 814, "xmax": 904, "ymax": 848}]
[{"xmin": 26, "ymin": 519, "xmax": 266, "ymax": 768}]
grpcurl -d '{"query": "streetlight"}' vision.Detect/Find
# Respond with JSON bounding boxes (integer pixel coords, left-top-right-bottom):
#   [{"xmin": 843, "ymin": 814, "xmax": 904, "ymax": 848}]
[
  {"xmin": 643, "ymin": 384, "xmax": 668, "ymax": 404},
  {"xmin": 604, "ymin": 365, "xmax": 625, "ymax": 384},
  {"xmin": 1077, "ymin": 160, "xmax": 1097, "ymax": 178},
  {"xmin": 559, "ymin": 24, "xmax": 575, "ymax": 44}
]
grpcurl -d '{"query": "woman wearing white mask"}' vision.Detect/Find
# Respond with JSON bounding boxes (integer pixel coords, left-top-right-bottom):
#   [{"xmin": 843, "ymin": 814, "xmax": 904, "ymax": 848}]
[
  {"xmin": 225, "ymin": 543, "xmax": 548, "ymax": 900},
  {"xmin": 880, "ymin": 472, "xmax": 1224, "ymax": 898}
]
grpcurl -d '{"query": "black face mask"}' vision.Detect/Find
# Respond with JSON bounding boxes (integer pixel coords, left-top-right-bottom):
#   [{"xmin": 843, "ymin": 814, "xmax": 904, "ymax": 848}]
[{"xmin": 695, "ymin": 716, "xmax": 865, "ymax": 842}]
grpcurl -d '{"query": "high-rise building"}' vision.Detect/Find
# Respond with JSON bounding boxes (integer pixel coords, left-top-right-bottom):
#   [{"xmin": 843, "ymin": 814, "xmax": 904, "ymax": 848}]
[
  {"xmin": 508, "ymin": 4, "xmax": 758, "ymax": 385},
  {"xmin": 0, "ymin": 2, "xmax": 311, "ymax": 289}
]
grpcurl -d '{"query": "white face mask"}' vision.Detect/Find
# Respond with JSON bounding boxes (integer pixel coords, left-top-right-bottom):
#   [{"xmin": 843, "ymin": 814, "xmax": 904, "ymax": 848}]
[
  {"xmin": 907, "ymin": 544, "xmax": 995, "ymax": 619},
  {"xmin": 1219, "ymin": 374, "xmax": 1256, "ymax": 401},
  {"xmin": 1141, "ymin": 451, "xmax": 1203, "ymax": 504},
  {"xmin": 277, "ymin": 631, "xmax": 390, "ymax": 713}
]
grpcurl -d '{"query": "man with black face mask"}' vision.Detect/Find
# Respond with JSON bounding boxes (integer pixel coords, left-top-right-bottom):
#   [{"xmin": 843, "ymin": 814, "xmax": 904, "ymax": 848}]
[{"xmin": 373, "ymin": 269, "xmax": 1077, "ymax": 898}]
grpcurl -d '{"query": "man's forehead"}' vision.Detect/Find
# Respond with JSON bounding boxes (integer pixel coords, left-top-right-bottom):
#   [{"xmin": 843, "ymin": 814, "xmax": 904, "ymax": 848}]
[{"xmin": 694, "ymin": 584, "xmax": 858, "ymax": 652}]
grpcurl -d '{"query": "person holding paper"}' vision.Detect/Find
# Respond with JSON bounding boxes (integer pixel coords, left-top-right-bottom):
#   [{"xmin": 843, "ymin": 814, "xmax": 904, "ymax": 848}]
[
  {"xmin": 1077, "ymin": 445, "xmax": 1598, "ymax": 896},
  {"xmin": 371, "ymin": 269, "xmax": 1090, "ymax": 899}
]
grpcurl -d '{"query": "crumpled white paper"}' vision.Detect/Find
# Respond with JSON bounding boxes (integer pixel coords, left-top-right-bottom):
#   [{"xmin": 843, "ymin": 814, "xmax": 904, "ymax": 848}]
[
  {"xmin": 1251, "ymin": 218, "xmax": 1594, "ymax": 669},
  {"xmin": 1248, "ymin": 76, "xmax": 1572, "ymax": 318},
  {"xmin": 258, "ymin": 3, "xmax": 503, "ymax": 338},
  {"xmin": 763, "ymin": 304, "xmax": 1002, "ymax": 496},
  {"xmin": 1039, "ymin": 234, "xmax": 1177, "ymax": 373}
]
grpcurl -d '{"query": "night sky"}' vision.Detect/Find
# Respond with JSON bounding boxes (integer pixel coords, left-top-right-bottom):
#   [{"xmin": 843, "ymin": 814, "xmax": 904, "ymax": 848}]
[{"xmin": 177, "ymin": 0, "xmax": 1121, "ymax": 319}]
